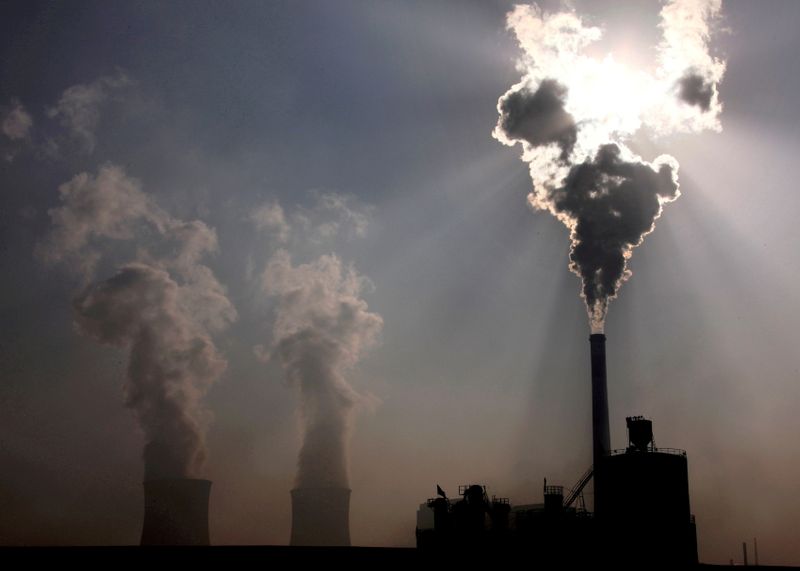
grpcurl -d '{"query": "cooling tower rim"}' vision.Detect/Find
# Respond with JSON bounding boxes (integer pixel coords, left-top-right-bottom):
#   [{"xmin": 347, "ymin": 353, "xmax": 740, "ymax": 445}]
[
  {"xmin": 291, "ymin": 486, "xmax": 352, "ymax": 492},
  {"xmin": 142, "ymin": 477, "xmax": 213, "ymax": 485}
]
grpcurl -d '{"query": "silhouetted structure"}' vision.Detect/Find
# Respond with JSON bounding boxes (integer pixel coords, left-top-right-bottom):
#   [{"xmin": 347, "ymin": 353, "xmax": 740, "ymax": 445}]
[
  {"xmin": 140, "ymin": 478, "xmax": 211, "ymax": 545},
  {"xmin": 590, "ymin": 333, "xmax": 611, "ymax": 519},
  {"xmin": 598, "ymin": 416, "xmax": 698, "ymax": 565},
  {"xmin": 290, "ymin": 487, "xmax": 351, "ymax": 546},
  {"xmin": 416, "ymin": 484, "xmax": 510, "ymax": 551},
  {"xmin": 416, "ymin": 336, "xmax": 699, "ymax": 566}
]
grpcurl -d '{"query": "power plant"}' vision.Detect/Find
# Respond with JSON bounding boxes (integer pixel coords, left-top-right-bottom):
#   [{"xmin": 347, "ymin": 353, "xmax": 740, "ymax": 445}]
[
  {"xmin": 140, "ymin": 479, "xmax": 211, "ymax": 546},
  {"xmin": 125, "ymin": 334, "xmax": 699, "ymax": 567},
  {"xmin": 415, "ymin": 334, "xmax": 698, "ymax": 566}
]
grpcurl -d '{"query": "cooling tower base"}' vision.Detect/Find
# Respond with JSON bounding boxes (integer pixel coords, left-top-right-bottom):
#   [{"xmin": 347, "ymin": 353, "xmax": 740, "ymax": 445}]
[
  {"xmin": 290, "ymin": 487, "xmax": 351, "ymax": 547},
  {"xmin": 140, "ymin": 478, "xmax": 211, "ymax": 546}
]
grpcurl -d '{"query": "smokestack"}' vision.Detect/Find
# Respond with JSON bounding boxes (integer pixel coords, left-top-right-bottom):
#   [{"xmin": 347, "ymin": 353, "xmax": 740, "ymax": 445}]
[
  {"xmin": 290, "ymin": 487, "xmax": 351, "ymax": 546},
  {"xmin": 590, "ymin": 333, "xmax": 610, "ymax": 515},
  {"xmin": 590, "ymin": 334, "xmax": 611, "ymax": 465},
  {"xmin": 140, "ymin": 479, "xmax": 211, "ymax": 546}
]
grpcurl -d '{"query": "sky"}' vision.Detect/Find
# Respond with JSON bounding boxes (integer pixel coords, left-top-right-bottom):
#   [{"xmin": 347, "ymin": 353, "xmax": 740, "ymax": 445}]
[{"xmin": 1, "ymin": 0, "xmax": 799, "ymax": 565}]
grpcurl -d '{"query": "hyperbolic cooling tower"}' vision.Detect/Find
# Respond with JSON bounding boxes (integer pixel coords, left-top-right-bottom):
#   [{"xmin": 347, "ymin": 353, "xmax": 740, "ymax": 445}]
[
  {"xmin": 589, "ymin": 333, "xmax": 611, "ymax": 516},
  {"xmin": 140, "ymin": 478, "xmax": 211, "ymax": 546},
  {"xmin": 290, "ymin": 487, "xmax": 351, "ymax": 546}
]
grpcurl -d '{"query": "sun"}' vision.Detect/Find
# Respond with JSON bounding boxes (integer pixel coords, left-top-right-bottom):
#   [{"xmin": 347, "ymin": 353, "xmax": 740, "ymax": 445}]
[{"xmin": 562, "ymin": 54, "xmax": 656, "ymax": 157}]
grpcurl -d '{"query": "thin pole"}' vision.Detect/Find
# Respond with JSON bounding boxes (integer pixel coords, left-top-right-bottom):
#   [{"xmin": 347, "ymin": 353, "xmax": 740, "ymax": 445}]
[
  {"xmin": 743, "ymin": 541, "xmax": 749, "ymax": 566},
  {"xmin": 754, "ymin": 537, "xmax": 759, "ymax": 566}
]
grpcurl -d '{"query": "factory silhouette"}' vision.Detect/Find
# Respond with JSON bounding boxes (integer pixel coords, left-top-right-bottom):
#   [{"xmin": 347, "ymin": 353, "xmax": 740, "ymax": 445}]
[
  {"xmin": 414, "ymin": 334, "xmax": 697, "ymax": 566},
  {"xmin": 128, "ymin": 333, "xmax": 710, "ymax": 567}
]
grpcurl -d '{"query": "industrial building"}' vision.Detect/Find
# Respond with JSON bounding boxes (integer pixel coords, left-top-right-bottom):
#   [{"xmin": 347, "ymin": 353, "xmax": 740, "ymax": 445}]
[{"xmin": 415, "ymin": 334, "xmax": 699, "ymax": 566}]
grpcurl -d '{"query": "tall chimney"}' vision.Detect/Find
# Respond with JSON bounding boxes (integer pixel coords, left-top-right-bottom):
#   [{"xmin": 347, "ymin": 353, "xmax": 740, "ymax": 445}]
[
  {"xmin": 590, "ymin": 333, "xmax": 610, "ymax": 515},
  {"xmin": 140, "ymin": 479, "xmax": 211, "ymax": 545},
  {"xmin": 290, "ymin": 487, "xmax": 351, "ymax": 546}
]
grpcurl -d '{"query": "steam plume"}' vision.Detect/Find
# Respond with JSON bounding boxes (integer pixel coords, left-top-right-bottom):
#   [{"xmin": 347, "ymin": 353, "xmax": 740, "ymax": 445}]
[
  {"xmin": 40, "ymin": 164, "xmax": 236, "ymax": 479},
  {"xmin": 260, "ymin": 245, "xmax": 382, "ymax": 489},
  {"xmin": 2, "ymin": 100, "xmax": 33, "ymax": 141},
  {"xmin": 494, "ymin": 0, "xmax": 725, "ymax": 331},
  {"xmin": 47, "ymin": 71, "xmax": 133, "ymax": 154},
  {"xmin": 256, "ymin": 198, "xmax": 383, "ymax": 488}
]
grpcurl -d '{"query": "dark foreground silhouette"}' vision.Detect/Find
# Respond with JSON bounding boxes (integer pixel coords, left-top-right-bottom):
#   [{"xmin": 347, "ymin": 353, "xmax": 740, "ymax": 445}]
[{"xmin": 1, "ymin": 546, "xmax": 797, "ymax": 569}]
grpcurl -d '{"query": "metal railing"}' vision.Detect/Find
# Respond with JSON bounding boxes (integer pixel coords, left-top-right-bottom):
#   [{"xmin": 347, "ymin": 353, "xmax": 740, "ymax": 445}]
[{"xmin": 563, "ymin": 465, "xmax": 593, "ymax": 509}]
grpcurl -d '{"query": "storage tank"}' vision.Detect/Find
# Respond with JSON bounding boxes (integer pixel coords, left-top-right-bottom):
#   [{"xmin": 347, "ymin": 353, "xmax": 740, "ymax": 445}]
[{"xmin": 601, "ymin": 418, "xmax": 698, "ymax": 565}]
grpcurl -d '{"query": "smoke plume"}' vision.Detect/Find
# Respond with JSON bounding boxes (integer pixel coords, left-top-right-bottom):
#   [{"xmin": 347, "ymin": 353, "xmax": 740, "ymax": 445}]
[
  {"xmin": 2, "ymin": 100, "xmax": 33, "ymax": 141},
  {"xmin": 494, "ymin": 0, "xmax": 725, "ymax": 331},
  {"xmin": 255, "ymin": 195, "xmax": 381, "ymax": 489},
  {"xmin": 262, "ymin": 250, "xmax": 382, "ymax": 488},
  {"xmin": 40, "ymin": 164, "xmax": 236, "ymax": 479},
  {"xmin": 47, "ymin": 71, "xmax": 133, "ymax": 154}
]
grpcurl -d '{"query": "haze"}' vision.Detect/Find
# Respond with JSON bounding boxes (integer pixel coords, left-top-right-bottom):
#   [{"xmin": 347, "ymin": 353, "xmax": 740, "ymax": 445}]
[{"xmin": 0, "ymin": 1, "xmax": 798, "ymax": 565}]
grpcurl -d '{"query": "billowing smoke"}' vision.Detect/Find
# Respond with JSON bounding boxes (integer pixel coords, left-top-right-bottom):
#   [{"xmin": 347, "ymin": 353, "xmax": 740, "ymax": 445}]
[
  {"xmin": 494, "ymin": 0, "xmax": 725, "ymax": 331},
  {"xmin": 1, "ymin": 99, "xmax": 33, "ymax": 162},
  {"xmin": 46, "ymin": 71, "xmax": 133, "ymax": 154},
  {"xmin": 39, "ymin": 164, "xmax": 236, "ymax": 479},
  {"xmin": 255, "ymin": 195, "xmax": 381, "ymax": 489}
]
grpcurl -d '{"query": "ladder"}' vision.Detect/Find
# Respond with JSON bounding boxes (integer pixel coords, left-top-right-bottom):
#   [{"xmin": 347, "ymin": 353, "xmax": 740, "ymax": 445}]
[{"xmin": 563, "ymin": 465, "xmax": 593, "ymax": 510}]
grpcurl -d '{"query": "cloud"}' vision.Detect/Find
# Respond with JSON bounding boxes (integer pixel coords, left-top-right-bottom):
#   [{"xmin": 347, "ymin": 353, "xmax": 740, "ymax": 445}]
[
  {"xmin": 261, "ymin": 249, "xmax": 382, "ymax": 488},
  {"xmin": 2, "ymin": 100, "xmax": 33, "ymax": 141},
  {"xmin": 47, "ymin": 71, "xmax": 133, "ymax": 153},
  {"xmin": 40, "ymin": 163, "xmax": 237, "ymax": 479}
]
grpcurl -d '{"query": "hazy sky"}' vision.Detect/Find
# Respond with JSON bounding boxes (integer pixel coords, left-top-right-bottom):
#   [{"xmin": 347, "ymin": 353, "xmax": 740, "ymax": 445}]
[{"xmin": 1, "ymin": 0, "xmax": 799, "ymax": 565}]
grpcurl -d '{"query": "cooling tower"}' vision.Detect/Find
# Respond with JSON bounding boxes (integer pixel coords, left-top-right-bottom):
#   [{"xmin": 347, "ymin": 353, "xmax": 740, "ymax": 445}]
[
  {"xmin": 140, "ymin": 478, "xmax": 211, "ymax": 546},
  {"xmin": 290, "ymin": 487, "xmax": 351, "ymax": 546},
  {"xmin": 590, "ymin": 333, "xmax": 610, "ymax": 516}
]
